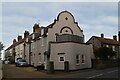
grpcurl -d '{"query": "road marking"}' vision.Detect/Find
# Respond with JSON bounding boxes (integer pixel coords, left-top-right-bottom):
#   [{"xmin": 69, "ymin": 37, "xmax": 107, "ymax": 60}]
[
  {"xmin": 106, "ymin": 70, "xmax": 118, "ymax": 74},
  {"xmin": 88, "ymin": 69, "xmax": 118, "ymax": 79},
  {"xmin": 88, "ymin": 74, "xmax": 103, "ymax": 79}
]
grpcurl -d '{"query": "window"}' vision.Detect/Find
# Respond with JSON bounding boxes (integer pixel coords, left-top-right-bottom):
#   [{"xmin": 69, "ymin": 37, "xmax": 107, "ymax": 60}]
[
  {"xmin": 112, "ymin": 46, "xmax": 115, "ymax": 51},
  {"xmin": 81, "ymin": 54, "xmax": 85, "ymax": 64},
  {"xmin": 59, "ymin": 57, "xmax": 64, "ymax": 62},
  {"xmin": 44, "ymin": 54, "xmax": 46, "ymax": 61},
  {"xmin": 39, "ymin": 53, "xmax": 41, "ymax": 61},
  {"xmin": 106, "ymin": 45, "xmax": 109, "ymax": 47},
  {"xmin": 41, "ymin": 38, "xmax": 44, "ymax": 46},
  {"xmin": 41, "ymin": 29, "xmax": 44, "ymax": 36},
  {"xmin": 58, "ymin": 54, "xmax": 65, "ymax": 62},
  {"xmin": 32, "ymin": 43, "xmax": 34, "ymax": 49},
  {"xmin": 76, "ymin": 54, "xmax": 80, "ymax": 64}
]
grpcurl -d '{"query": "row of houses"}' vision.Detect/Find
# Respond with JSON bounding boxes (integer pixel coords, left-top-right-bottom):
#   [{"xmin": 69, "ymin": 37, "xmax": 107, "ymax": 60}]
[{"xmin": 5, "ymin": 11, "xmax": 120, "ymax": 70}]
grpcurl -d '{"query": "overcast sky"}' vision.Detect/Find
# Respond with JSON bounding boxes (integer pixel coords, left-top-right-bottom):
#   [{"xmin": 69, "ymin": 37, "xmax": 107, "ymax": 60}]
[{"xmin": 2, "ymin": 2, "xmax": 118, "ymax": 49}]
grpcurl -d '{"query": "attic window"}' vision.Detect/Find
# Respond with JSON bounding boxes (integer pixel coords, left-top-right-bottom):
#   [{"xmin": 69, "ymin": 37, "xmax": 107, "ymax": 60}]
[
  {"xmin": 65, "ymin": 17, "xmax": 68, "ymax": 20},
  {"xmin": 65, "ymin": 30, "xmax": 68, "ymax": 32}
]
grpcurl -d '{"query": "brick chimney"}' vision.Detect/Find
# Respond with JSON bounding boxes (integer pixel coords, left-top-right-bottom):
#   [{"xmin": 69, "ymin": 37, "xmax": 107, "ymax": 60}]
[
  {"xmin": 118, "ymin": 31, "xmax": 120, "ymax": 42},
  {"xmin": 33, "ymin": 23, "xmax": 41, "ymax": 33},
  {"xmin": 113, "ymin": 35, "xmax": 117, "ymax": 41},
  {"xmin": 24, "ymin": 31, "xmax": 29, "ymax": 38},
  {"xmin": 17, "ymin": 36, "xmax": 22, "ymax": 41},
  {"xmin": 13, "ymin": 39, "xmax": 16, "ymax": 44},
  {"xmin": 101, "ymin": 33, "xmax": 104, "ymax": 38}
]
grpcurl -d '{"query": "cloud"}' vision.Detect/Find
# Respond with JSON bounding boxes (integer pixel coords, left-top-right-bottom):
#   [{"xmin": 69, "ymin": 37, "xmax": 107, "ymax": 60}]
[
  {"xmin": 1, "ymin": 0, "xmax": 119, "ymax": 2},
  {"xmin": 2, "ymin": 2, "xmax": 118, "ymax": 48}
]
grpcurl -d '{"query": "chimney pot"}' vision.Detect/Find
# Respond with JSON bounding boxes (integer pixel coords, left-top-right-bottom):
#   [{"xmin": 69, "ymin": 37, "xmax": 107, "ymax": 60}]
[
  {"xmin": 24, "ymin": 31, "xmax": 29, "ymax": 38},
  {"xmin": 33, "ymin": 23, "xmax": 41, "ymax": 33},
  {"xmin": 17, "ymin": 36, "xmax": 22, "ymax": 41},
  {"xmin": 13, "ymin": 39, "xmax": 16, "ymax": 44},
  {"xmin": 101, "ymin": 33, "xmax": 104, "ymax": 38},
  {"xmin": 113, "ymin": 35, "xmax": 117, "ymax": 41},
  {"xmin": 118, "ymin": 31, "xmax": 120, "ymax": 42}
]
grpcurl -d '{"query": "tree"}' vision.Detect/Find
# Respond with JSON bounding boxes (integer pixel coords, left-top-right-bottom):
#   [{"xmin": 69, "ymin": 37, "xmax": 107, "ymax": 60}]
[
  {"xmin": 95, "ymin": 47, "xmax": 116, "ymax": 60},
  {"xmin": 0, "ymin": 42, "xmax": 4, "ymax": 52},
  {"xmin": 0, "ymin": 42, "xmax": 4, "ymax": 56}
]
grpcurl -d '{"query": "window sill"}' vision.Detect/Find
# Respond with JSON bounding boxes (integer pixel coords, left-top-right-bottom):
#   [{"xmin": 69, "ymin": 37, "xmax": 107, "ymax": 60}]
[
  {"xmin": 82, "ymin": 63, "xmax": 85, "ymax": 64},
  {"xmin": 76, "ymin": 64, "xmax": 80, "ymax": 66}
]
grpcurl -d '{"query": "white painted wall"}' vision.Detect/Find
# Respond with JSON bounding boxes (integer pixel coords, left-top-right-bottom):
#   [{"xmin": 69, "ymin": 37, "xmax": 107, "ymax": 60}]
[{"xmin": 50, "ymin": 42, "xmax": 93, "ymax": 70}]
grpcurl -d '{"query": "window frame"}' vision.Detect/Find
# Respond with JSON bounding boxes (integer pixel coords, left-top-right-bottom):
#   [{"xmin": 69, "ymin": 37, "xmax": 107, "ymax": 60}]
[
  {"xmin": 76, "ymin": 54, "xmax": 80, "ymax": 65},
  {"xmin": 81, "ymin": 54, "xmax": 85, "ymax": 64},
  {"xmin": 59, "ymin": 55, "xmax": 65, "ymax": 62}
]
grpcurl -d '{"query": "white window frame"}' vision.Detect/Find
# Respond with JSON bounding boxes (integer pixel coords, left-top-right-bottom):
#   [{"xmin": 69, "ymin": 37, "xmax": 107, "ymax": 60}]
[
  {"xmin": 41, "ymin": 29, "xmax": 44, "ymax": 36},
  {"xmin": 59, "ymin": 55, "xmax": 65, "ymax": 62},
  {"xmin": 112, "ymin": 45, "xmax": 115, "ymax": 51},
  {"xmin": 81, "ymin": 54, "xmax": 85, "ymax": 64},
  {"xmin": 44, "ymin": 54, "xmax": 46, "ymax": 62},
  {"xmin": 106, "ymin": 45, "xmax": 109, "ymax": 47},
  {"xmin": 39, "ymin": 53, "xmax": 41, "ymax": 63},
  {"xmin": 41, "ymin": 37, "xmax": 44, "ymax": 46},
  {"xmin": 76, "ymin": 54, "xmax": 80, "ymax": 65}
]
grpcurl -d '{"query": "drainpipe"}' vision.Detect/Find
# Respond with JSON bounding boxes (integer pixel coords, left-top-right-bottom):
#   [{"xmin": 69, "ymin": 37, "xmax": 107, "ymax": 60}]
[
  {"xmin": 23, "ymin": 43, "xmax": 25, "ymax": 59},
  {"xmin": 29, "ymin": 42, "xmax": 31, "ymax": 65},
  {"xmin": 46, "ymin": 42, "xmax": 51, "ymax": 70}
]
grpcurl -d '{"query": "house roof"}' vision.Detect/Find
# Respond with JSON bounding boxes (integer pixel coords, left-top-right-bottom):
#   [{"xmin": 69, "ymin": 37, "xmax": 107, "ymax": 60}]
[
  {"xmin": 94, "ymin": 36, "xmax": 120, "ymax": 45},
  {"xmin": 5, "ymin": 38, "xmax": 26, "ymax": 51}
]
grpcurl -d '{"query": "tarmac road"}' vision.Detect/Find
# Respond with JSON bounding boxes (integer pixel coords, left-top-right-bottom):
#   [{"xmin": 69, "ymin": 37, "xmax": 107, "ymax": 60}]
[{"xmin": 2, "ymin": 64, "xmax": 119, "ymax": 80}]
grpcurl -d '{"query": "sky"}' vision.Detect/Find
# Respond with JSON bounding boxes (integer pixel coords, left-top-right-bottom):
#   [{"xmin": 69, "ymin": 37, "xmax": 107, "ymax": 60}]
[{"xmin": 1, "ymin": 2, "xmax": 119, "ymax": 51}]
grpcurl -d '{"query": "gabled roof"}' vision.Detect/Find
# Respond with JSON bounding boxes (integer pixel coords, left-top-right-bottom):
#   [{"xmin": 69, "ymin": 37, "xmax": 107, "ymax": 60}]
[{"xmin": 94, "ymin": 36, "xmax": 120, "ymax": 45}]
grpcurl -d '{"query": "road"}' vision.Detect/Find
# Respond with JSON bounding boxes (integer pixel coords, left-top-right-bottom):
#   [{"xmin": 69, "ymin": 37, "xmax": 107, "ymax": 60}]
[
  {"xmin": 56, "ymin": 67, "xmax": 119, "ymax": 78},
  {"xmin": 2, "ymin": 64, "xmax": 119, "ymax": 79}
]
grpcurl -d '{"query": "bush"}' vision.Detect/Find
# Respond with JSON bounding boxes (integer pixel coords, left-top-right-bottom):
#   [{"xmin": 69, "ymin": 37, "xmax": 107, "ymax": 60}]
[{"xmin": 95, "ymin": 63, "xmax": 106, "ymax": 69}]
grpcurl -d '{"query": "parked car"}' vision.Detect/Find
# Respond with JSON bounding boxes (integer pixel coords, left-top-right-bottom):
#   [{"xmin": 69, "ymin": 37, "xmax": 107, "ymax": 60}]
[
  {"xmin": 16, "ymin": 59, "xmax": 28, "ymax": 67},
  {"xmin": 4, "ymin": 60, "xmax": 10, "ymax": 64}
]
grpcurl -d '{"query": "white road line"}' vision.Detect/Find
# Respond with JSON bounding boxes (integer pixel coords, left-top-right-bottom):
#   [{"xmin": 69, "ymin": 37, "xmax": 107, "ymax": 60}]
[
  {"xmin": 106, "ymin": 70, "xmax": 118, "ymax": 74},
  {"xmin": 88, "ymin": 69, "xmax": 118, "ymax": 79},
  {"xmin": 88, "ymin": 74, "xmax": 103, "ymax": 79}
]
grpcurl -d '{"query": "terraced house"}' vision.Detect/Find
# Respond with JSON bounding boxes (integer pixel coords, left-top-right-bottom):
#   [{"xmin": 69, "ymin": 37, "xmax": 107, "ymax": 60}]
[
  {"xmin": 87, "ymin": 33, "xmax": 120, "ymax": 59},
  {"xmin": 5, "ymin": 36, "xmax": 25, "ymax": 63},
  {"xmin": 5, "ymin": 11, "xmax": 94, "ymax": 70}
]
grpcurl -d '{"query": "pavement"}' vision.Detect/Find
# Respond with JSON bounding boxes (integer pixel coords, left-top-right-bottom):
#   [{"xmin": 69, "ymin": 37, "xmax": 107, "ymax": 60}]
[{"xmin": 0, "ymin": 60, "xmax": 3, "ymax": 80}]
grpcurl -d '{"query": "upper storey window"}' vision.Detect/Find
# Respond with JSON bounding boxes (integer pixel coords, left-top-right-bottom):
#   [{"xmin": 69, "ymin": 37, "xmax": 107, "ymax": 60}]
[{"xmin": 60, "ymin": 26, "xmax": 73, "ymax": 35}]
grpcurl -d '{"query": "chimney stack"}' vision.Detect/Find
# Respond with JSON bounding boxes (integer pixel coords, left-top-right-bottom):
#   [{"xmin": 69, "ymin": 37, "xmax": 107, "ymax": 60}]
[
  {"xmin": 113, "ymin": 35, "xmax": 117, "ymax": 41},
  {"xmin": 118, "ymin": 31, "xmax": 120, "ymax": 42},
  {"xmin": 33, "ymin": 23, "xmax": 41, "ymax": 33},
  {"xmin": 13, "ymin": 39, "xmax": 16, "ymax": 44},
  {"xmin": 101, "ymin": 33, "xmax": 104, "ymax": 38},
  {"xmin": 24, "ymin": 31, "xmax": 29, "ymax": 38},
  {"xmin": 17, "ymin": 36, "xmax": 22, "ymax": 41}
]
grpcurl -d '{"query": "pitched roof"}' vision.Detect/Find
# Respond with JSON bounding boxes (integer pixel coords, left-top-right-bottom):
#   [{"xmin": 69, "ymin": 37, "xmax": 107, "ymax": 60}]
[
  {"xmin": 94, "ymin": 36, "xmax": 120, "ymax": 45},
  {"xmin": 5, "ymin": 38, "xmax": 26, "ymax": 51}
]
